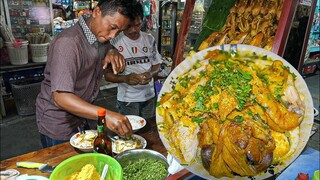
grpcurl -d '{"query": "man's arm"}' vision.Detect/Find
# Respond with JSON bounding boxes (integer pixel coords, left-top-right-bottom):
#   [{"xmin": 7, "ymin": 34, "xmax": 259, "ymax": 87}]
[
  {"xmin": 53, "ymin": 91, "xmax": 132, "ymax": 137},
  {"xmin": 53, "ymin": 91, "xmax": 101, "ymax": 120},
  {"xmin": 149, "ymin": 63, "xmax": 161, "ymax": 77},
  {"xmin": 104, "ymin": 68, "xmax": 128, "ymax": 83},
  {"xmin": 105, "ymin": 63, "xmax": 161, "ymax": 85},
  {"xmin": 104, "ymin": 68, "xmax": 145, "ymax": 85}
]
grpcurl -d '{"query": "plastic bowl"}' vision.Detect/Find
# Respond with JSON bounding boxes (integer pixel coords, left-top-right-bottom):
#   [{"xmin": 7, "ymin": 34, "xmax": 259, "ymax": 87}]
[
  {"xmin": 50, "ymin": 153, "xmax": 122, "ymax": 180},
  {"xmin": 126, "ymin": 115, "xmax": 147, "ymax": 133},
  {"xmin": 115, "ymin": 149, "xmax": 169, "ymax": 179}
]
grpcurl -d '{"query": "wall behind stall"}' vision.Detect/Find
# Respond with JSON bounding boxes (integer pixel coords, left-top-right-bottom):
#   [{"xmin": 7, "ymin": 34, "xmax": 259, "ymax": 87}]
[
  {"xmin": 140, "ymin": 0, "xmax": 160, "ymax": 44},
  {"xmin": 150, "ymin": 0, "xmax": 159, "ymax": 44}
]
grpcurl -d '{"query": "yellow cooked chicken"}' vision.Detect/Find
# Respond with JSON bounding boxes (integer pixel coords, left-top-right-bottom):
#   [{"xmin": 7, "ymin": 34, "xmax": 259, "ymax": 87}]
[
  {"xmin": 157, "ymin": 49, "xmax": 305, "ymax": 178},
  {"xmin": 198, "ymin": 0, "xmax": 284, "ymax": 51}
]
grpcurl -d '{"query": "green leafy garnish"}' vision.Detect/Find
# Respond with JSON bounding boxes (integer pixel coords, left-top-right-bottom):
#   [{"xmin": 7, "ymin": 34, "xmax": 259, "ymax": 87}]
[
  {"xmin": 234, "ymin": 115, "xmax": 244, "ymax": 123},
  {"xmin": 192, "ymin": 117, "xmax": 204, "ymax": 125}
]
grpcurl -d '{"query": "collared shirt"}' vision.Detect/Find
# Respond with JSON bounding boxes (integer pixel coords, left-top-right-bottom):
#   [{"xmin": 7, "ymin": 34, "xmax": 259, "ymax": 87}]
[
  {"xmin": 36, "ymin": 17, "xmax": 112, "ymax": 140},
  {"xmin": 78, "ymin": 15, "xmax": 97, "ymax": 45}
]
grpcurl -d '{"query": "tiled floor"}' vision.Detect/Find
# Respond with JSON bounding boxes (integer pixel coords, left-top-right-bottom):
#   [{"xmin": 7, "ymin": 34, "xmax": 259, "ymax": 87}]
[{"xmin": 0, "ymin": 72, "xmax": 319, "ymax": 161}]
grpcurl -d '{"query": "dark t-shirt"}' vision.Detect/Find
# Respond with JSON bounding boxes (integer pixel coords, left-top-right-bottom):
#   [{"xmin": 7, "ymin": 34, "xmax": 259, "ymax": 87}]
[{"xmin": 36, "ymin": 23, "xmax": 110, "ymax": 140}]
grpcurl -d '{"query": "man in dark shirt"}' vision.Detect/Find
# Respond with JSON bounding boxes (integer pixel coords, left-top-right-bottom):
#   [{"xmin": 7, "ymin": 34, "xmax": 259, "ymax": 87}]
[{"xmin": 36, "ymin": 0, "xmax": 137, "ymax": 148}]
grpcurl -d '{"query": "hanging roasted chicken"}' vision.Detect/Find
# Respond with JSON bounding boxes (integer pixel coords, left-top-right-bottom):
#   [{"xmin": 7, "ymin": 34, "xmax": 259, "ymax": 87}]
[{"xmin": 198, "ymin": 0, "xmax": 284, "ymax": 51}]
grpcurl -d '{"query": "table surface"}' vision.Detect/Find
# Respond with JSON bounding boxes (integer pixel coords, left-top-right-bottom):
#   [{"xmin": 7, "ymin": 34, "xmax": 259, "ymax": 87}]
[
  {"xmin": 1, "ymin": 117, "xmax": 317, "ymax": 180},
  {"xmin": 0, "ymin": 118, "xmax": 191, "ymax": 179},
  {"xmin": 276, "ymin": 147, "xmax": 319, "ymax": 180}
]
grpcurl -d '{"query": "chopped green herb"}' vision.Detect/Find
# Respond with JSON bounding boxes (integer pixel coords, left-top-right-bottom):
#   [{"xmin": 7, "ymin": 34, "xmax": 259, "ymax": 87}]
[
  {"xmin": 194, "ymin": 60, "xmax": 201, "ymax": 69},
  {"xmin": 195, "ymin": 100, "xmax": 205, "ymax": 111},
  {"xmin": 192, "ymin": 117, "xmax": 204, "ymax": 125},
  {"xmin": 199, "ymin": 71, "xmax": 206, "ymax": 78},
  {"xmin": 179, "ymin": 76, "xmax": 192, "ymax": 88},
  {"xmin": 156, "ymin": 101, "xmax": 160, "ymax": 107},
  {"xmin": 257, "ymin": 73, "xmax": 269, "ymax": 85},
  {"xmin": 123, "ymin": 159, "xmax": 168, "ymax": 180},
  {"xmin": 267, "ymin": 94, "xmax": 271, "ymax": 100},
  {"xmin": 234, "ymin": 115, "xmax": 244, "ymax": 123},
  {"xmin": 262, "ymin": 55, "xmax": 268, "ymax": 60}
]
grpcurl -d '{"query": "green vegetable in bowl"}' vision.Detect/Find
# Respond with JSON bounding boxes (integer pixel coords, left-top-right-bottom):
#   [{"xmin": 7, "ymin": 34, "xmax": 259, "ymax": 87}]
[{"xmin": 123, "ymin": 159, "xmax": 168, "ymax": 180}]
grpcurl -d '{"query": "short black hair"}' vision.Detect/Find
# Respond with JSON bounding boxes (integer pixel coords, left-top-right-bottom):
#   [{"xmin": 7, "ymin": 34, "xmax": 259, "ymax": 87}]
[
  {"xmin": 133, "ymin": 2, "xmax": 144, "ymax": 21},
  {"xmin": 97, "ymin": 0, "xmax": 139, "ymax": 20}
]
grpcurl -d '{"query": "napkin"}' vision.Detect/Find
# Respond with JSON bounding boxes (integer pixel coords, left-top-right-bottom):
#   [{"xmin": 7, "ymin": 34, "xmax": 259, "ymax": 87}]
[{"xmin": 167, "ymin": 153, "xmax": 184, "ymax": 174}]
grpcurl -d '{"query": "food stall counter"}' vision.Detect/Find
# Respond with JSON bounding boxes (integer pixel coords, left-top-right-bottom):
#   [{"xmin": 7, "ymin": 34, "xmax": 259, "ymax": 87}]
[{"xmin": 0, "ymin": 118, "xmax": 187, "ymax": 178}]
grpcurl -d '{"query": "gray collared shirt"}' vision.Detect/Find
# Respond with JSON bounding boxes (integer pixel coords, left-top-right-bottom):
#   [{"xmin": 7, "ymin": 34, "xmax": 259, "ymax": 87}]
[{"xmin": 36, "ymin": 18, "xmax": 111, "ymax": 140}]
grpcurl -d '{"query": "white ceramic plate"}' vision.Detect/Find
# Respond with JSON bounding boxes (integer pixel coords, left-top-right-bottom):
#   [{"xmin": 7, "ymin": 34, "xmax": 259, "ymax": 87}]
[
  {"xmin": 156, "ymin": 44, "xmax": 314, "ymax": 179},
  {"xmin": 126, "ymin": 115, "xmax": 147, "ymax": 133},
  {"xmin": 16, "ymin": 175, "xmax": 49, "ymax": 180},
  {"xmin": 112, "ymin": 134, "xmax": 147, "ymax": 154},
  {"xmin": 69, "ymin": 130, "xmax": 97, "ymax": 153}
]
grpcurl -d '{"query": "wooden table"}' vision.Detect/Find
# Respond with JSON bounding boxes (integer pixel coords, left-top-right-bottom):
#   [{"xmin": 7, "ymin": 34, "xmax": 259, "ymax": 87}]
[
  {"xmin": 1, "ymin": 117, "xmax": 316, "ymax": 179},
  {"xmin": 0, "ymin": 118, "xmax": 191, "ymax": 179}
]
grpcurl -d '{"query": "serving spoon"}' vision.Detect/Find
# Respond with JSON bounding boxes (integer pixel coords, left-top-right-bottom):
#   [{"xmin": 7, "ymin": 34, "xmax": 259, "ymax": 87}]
[{"xmin": 100, "ymin": 164, "xmax": 109, "ymax": 180}]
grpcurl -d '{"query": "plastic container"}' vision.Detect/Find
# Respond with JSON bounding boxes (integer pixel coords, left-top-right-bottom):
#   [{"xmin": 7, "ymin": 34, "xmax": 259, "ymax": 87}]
[
  {"xmin": 5, "ymin": 40, "xmax": 29, "ymax": 65},
  {"xmin": 50, "ymin": 153, "xmax": 123, "ymax": 180},
  {"xmin": 10, "ymin": 78, "xmax": 42, "ymax": 116},
  {"xmin": 29, "ymin": 43, "xmax": 49, "ymax": 62}
]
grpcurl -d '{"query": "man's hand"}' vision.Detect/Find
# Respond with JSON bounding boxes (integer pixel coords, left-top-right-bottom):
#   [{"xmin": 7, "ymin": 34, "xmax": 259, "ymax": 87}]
[
  {"xmin": 125, "ymin": 73, "xmax": 143, "ymax": 85},
  {"xmin": 105, "ymin": 110, "xmax": 133, "ymax": 138},
  {"xmin": 139, "ymin": 72, "xmax": 152, "ymax": 85},
  {"xmin": 125, "ymin": 72, "xmax": 152, "ymax": 85},
  {"xmin": 103, "ymin": 49, "xmax": 125, "ymax": 74}
]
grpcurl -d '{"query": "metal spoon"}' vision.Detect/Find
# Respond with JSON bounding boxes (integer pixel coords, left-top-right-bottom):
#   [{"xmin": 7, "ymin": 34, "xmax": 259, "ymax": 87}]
[
  {"xmin": 77, "ymin": 124, "xmax": 86, "ymax": 134},
  {"xmin": 108, "ymin": 136, "xmax": 118, "ymax": 142}
]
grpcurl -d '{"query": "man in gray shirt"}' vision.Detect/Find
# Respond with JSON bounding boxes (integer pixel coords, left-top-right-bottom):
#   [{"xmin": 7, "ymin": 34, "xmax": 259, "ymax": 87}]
[{"xmin": 36, "ymin": 0, "xmax": 138, "ymax": 148}]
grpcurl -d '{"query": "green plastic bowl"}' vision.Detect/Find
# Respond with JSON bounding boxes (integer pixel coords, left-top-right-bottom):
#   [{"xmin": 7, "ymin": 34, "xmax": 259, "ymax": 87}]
[
  {"xmin": 313, "ymin": 170, "xmax": 319, "ymax": 180},
  {"xmin": 50, "ymin": 153, "xmax": 122, "ymax": 180}
]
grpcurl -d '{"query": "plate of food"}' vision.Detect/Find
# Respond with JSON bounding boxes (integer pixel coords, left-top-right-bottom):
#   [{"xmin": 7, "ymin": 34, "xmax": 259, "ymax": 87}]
[
  {"xmin": 112, "ymin": 134, "xmax": 147, "ymax": 154},
  {"xmin": 126, "ymin": 115, "xmax": 147, "ymax": 133},
  {"xmin": 156, "ymin": 44, "xmax": 314, "ymax": 179},
  {"xmin": 70, "ymin": 130, "xmax": 97, "ymax": 152}
]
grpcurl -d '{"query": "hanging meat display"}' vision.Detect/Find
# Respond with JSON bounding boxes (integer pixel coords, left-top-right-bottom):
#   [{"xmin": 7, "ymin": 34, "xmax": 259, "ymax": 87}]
[{"xmin": 198, "ymin": 0, "xmax": 284, "ymax": 51}]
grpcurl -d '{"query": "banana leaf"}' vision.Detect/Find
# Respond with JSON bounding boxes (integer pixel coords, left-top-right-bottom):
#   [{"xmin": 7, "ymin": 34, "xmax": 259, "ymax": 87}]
[{"xmin": 193, "ymin": 0, "xmax": 236, "ymax": 50}]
